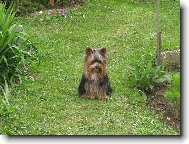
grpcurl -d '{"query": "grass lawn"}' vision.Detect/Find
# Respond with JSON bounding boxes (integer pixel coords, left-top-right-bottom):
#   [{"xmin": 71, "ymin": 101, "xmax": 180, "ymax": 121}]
[
  {"xmin": 164, "ymin": 73, "xmax": 180, "ymax": 120},
  {"xmin": 0, "ymin": 0, "xmax": 180, "ymax": 135}
]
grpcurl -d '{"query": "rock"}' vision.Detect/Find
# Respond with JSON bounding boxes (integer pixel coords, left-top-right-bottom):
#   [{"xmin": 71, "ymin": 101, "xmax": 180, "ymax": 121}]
[{"xmin": 160, "ymin": 49, "xmax": 180, "ymax": 65}]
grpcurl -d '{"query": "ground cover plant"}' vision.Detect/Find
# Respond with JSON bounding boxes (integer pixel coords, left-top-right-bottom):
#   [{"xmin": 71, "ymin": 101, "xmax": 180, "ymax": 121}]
[{"xmin": 0, "ymin": 0, "xmax": 180, "ymax": 135}]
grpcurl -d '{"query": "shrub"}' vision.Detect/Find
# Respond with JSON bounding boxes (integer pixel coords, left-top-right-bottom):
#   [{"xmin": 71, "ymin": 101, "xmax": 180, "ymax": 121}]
[
  {"xmin": 15, "ymin": 0, "xmax": 85, "ymax": 16},
  {"xmin": 126, "ymin": 52, "xmax": 171, "ymax": 95},
  {"xmin": 0, "ymin": 3, "xmax": 37, "ymax": 85}
]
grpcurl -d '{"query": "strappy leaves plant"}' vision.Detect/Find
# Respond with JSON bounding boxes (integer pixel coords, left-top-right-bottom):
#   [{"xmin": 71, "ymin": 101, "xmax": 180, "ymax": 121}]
[{"xmin": 0, "ymin": 3, "xmax": 37, "ymax": 85}]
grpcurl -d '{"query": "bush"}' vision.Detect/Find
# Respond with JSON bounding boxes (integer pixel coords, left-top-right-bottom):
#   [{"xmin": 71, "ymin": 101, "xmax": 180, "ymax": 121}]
[
  {"xmin": 15, "ymin": 0, "xmax": 85, "ymax": 16},
  {"xmin": 126, "ymin": 52, "xmax": 171, "ymax": 95},
  {"xmin": 0, "ymin": 3, "xmax": 37, "ymax": 85},
  {"xmin": 17, "ymin": 0, "xmax": 49, "ymax": 15}
]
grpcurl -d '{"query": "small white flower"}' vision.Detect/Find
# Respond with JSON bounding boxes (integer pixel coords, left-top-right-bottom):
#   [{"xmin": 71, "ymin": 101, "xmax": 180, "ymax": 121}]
[
  {"xmin": 39, "ymin": 11, "xmax": 43, "ymax": 14},
  {"xmin": 167, "ymin": 117, "xmax": 170, "ymax": 121}
]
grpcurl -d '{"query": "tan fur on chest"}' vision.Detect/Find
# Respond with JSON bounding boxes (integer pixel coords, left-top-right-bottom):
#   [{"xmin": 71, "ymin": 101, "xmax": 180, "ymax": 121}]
[{"xmin": 84, "ymin": 81, "xmax": 106, "ymax": 99}]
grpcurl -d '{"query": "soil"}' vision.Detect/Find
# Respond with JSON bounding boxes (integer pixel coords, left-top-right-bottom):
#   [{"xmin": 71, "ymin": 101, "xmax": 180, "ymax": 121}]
[{"xmin": 146, "ymin": 86, "xmax": 180, "ymax": 133}]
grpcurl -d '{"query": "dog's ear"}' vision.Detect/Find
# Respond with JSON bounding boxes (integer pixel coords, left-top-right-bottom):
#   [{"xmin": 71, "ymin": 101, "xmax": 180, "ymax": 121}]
[
  {"xmin": 99, "ymin": 48, "xmax": 106, "ymax": 57},
  {"xmin": 85, "ymin": 47, "xmax": 93, "ymax": 56}
]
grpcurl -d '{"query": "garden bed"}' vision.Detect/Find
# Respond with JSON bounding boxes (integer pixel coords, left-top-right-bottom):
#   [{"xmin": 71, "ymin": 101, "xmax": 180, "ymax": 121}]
[{"xmin": 147, "ymin": 85, "xmax": 180, "ymax": 133}]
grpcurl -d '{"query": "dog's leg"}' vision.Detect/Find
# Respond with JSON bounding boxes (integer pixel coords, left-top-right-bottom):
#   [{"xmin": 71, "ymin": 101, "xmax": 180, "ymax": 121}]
[
  {"xmin": 78, "ymin": 74, "xmax": 86, "ymax": 96},
  {"xmin": 97, "ymin": 86, "xmax": 108, "ymax": 100},
  {"xmin": 105, "ymin": 75, "xmax": 112, "ymax": 96}
]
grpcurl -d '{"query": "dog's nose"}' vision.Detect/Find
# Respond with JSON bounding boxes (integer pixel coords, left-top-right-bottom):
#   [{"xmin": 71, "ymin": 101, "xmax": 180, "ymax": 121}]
[{"xmin": 95, "ymin": 65, "xmax": 99, "ymax": 69}]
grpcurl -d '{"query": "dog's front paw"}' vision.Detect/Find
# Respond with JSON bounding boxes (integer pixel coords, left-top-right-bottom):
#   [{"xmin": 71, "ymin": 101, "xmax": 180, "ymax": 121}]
[{"xmin": 99, "ymin": 95, "xmax": 108, "ymax": 100}]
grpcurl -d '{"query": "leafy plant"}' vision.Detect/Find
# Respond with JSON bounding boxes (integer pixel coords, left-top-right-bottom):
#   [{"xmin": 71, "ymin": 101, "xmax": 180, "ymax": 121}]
[
  {"xmin": 0, "ymin": 3, "xmax": 37, "ymax": 85},
  {"xmin": 126, "ymin": 53, "xmax": 171, "ymax": 95}
]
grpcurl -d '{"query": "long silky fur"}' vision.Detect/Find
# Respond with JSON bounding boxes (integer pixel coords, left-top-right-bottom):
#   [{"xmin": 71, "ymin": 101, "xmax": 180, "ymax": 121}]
[
  {"xmin": 78, "ymin": 74, "xmax": 87, "ymax": 96},
  {"xmin": 78, "ymin": 73, "xmax": 112, "ymax": 96}
]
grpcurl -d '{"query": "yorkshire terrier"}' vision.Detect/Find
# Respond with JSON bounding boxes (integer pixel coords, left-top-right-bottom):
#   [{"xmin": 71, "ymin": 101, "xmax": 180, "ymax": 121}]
[{"xmin": 78, "ymin": 48, "xmax": 112, "ymax": 100}]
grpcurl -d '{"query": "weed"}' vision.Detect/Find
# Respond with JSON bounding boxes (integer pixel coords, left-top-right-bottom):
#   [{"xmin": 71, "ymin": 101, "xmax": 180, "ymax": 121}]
[{"xmin": 126, "ymin": 52, "xmax": 171, "ymax": 95}]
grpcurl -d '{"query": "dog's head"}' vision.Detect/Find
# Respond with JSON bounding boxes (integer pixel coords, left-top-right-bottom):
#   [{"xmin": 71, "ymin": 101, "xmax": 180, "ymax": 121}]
[{"xmin": 84, "ymin": 48, "xmax": 107, "ymax": 81}]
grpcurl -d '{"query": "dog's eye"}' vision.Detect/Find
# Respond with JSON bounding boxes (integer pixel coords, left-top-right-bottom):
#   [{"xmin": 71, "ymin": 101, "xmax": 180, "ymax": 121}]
[{"xmin": 91, "ymin": 60, "xmax": 102, "ymax": 64}]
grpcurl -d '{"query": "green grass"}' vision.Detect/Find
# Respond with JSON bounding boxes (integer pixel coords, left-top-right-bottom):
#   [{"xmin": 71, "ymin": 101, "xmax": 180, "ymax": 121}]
[
  {"xmin": 164, "ymin": 73, "xmax": 180, "ymax": 119},
  {"xmin": 165, "ymin": 74, "xmax": 180, "ymax": 102},
  {"xmin": 0, "ymin": 0, "xmax": 180, "ymax": 135}
]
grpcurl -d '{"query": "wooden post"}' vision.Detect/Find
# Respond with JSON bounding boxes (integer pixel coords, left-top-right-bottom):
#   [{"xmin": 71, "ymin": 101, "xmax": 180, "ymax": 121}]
[
  {"xmin": 16, "ymin": 0, "xmax": 20, "ymax": 12},
  {"xmin": 157, "ymin": 0, "xmax": 161, "ymax": 66}
]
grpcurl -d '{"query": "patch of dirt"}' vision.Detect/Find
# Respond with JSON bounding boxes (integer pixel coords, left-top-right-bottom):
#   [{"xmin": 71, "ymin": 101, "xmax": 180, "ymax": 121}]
[{"xmin": 147, "ymin": 86, "xmax": 180, "ymax": 133}]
